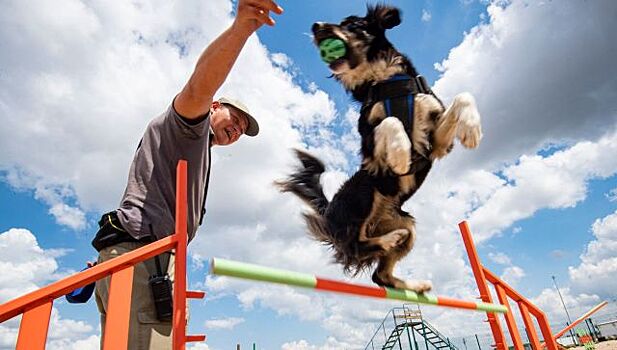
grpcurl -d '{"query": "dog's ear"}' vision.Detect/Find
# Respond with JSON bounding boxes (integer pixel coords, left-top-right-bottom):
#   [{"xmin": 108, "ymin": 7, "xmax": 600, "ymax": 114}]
[{"xmin": 367, "ymin": 5, "xmax": 401, "ymax": 30}]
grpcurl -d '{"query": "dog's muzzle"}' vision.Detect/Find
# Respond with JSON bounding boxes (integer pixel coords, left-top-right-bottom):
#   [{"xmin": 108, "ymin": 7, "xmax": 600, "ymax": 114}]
[{"xmin": 312, "ymin": 23, "xmax": 349, "ymax": 67}]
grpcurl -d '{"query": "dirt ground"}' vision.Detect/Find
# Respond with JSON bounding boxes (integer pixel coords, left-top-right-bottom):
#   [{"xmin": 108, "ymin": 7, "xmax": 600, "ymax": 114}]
[{"xmin": 568, "ymin": 340, "xmax": 617, "ymax": 350}]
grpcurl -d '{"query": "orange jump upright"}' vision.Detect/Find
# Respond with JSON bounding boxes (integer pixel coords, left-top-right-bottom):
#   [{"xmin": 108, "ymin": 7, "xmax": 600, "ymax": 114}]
[
  {"xmin": 460, "ymin": 221, "xmax": 559, "ymax": 350},
  {"xmin": 0, "ymin": 160, "xmax": 206, "ymax": 350}
]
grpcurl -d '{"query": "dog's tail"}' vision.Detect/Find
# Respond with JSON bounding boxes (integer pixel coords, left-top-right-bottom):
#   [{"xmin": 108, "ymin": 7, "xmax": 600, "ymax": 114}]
[
  {"xmin": 276, "ymin": 149, "xmax": 329, "ymax": 215},
  {"xmin": 275, "ymin": 149, "xmax": 335, "ymax": 244}
]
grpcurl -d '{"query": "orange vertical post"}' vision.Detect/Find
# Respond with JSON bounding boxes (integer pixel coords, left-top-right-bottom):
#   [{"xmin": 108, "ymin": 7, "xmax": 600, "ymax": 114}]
[
  {"xmin": 459, "ymin": 221, "xmax": 507, "ymax": 350},
  {"xmin": 495, "ymin": 283, "xmax": 524, "ymax": 350},
  {"xmin": 103, "ymin": 266, "xmax": 135, "ymax": 350},
  {"xmin": 16, "ymin": 301, "xmax": 52, "ymax": 350},
  {"xmin": 173, "ymin": 160, "xmax": 188, "ymax": 350},
  {"xmin": 519, "ymin": 303, "xmax": 541, "ymax": 350},
  {"xmin": 536, "ymin": 311, "xmax": 559, "ymax": 350}
]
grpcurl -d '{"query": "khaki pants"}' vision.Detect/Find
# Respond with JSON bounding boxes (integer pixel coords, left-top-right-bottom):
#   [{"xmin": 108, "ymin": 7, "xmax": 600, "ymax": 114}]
[{"xmin": 95, "ymin": 242, "xmax": 174, "ymax": 350}]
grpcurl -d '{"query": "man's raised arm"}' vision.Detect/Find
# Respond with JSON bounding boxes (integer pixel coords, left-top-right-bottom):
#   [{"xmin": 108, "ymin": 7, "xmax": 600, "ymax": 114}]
[{"xmin": 175, "ymin": 0, "xmax": 283, "ymax": 119}]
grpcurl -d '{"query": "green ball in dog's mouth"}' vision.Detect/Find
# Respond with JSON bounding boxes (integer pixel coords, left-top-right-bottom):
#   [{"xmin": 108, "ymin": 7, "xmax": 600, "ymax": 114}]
[{"xmin": 319, "ymin": 38, "xmax": 347, "ymax": 64}]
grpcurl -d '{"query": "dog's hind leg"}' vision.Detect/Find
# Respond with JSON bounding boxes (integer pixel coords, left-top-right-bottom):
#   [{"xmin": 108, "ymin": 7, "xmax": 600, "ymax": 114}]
[
  {"xmin": 360, "ymin": 228, "xmax": 409, "ymax": 252},
  {"xmin": 371, "ymin": 254, "xmax": 433, "ymax": 293},
  {"xmin": 371, "ymin": 216, "xmax": 432, "ymax": 293},
  {"xmin": 358, "ymin": 193, "xmax": 411, "ymax": 252},
  {"xmin": 431, "ymin": 92, "xmax": 482, "ymax": 159}
]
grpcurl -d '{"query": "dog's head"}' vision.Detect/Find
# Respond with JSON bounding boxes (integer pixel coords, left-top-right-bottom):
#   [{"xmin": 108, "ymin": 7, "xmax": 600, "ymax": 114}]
[{"xmin": 312, "ymin": 5, "xmax": 403, "ymax": 87}]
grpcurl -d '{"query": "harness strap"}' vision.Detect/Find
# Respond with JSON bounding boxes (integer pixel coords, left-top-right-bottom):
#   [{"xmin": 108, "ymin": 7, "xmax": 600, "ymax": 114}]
[
  {"xmin": 365, "ymin": 74, "xmax": 430, "ymax": 132},
  {"xmin": 363, "ymin": 74, "xmax": 434, "ymax": 176}
]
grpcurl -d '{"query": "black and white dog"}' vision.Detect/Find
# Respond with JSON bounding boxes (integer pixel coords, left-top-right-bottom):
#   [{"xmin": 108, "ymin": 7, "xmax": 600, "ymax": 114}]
[{"xmin": 277, "ymin": 5, "xmax": 482, "ymax": 292}]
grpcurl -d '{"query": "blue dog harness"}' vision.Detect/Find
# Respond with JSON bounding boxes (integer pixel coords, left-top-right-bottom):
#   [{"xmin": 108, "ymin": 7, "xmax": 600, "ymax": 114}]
[{"xmin": 363, "ymin": 74, "xmax": 438, "ymax": 175}]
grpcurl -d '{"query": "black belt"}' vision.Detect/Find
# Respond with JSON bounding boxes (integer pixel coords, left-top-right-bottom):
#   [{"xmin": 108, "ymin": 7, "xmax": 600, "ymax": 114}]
[{"xmin": 91, "ymin": 211, "xmax": 150, "ymax": 252}]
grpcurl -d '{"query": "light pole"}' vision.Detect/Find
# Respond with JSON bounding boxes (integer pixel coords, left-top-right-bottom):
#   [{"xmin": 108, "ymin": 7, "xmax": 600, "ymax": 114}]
[{"xmin": 552, "ymin": 275, "xmax": 577, "ymax": 345}]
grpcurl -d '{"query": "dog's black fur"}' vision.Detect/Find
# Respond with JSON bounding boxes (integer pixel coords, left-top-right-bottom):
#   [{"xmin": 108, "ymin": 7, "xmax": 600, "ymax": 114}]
[{"xmin": 277, "ymin": 5, "xmax": 482, "ymax": 291}]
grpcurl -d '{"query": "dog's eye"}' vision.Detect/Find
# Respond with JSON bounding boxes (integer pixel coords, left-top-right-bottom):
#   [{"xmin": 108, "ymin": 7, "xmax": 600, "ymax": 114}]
[{"xmin": 345, "ymin": 21, "xmax": 364, "ymax": 31}]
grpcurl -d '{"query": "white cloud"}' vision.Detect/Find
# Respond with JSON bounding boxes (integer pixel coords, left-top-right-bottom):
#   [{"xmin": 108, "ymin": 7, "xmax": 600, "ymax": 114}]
[
  {"xmin": 501, "ymin": 266, "xmax": 525, "ymax": 287},
  {"xmin": 270, "ymin": 52, "xmax": 292, "ymax": 69},
  {"xmin": 281, "ymin": 339, "xmax": 318, "ymax": 350},
  {"xmin": 204, "ymin": 317, "xmax": 244, "ymax": 330},
  {"xmin": 421, "ymin": 9, "xmax": 432, "ymax": 22},
  {"xmin": 0, "ymin": 228, "xmax": 63, "ymax": 301},
  {"xmin": 531, "ymin": 287, "xmax": 602, "ymax": 327},
  {"xmin": 0, "ymin": 325, "xmax": 18, "ymax": 350},
  {"xmin": 48, "ymin": 203, "xmax": 86, "ymax": 230},
  {"xmin": 433, "ymin": 0, "xmax": 617, "ymax": 171},
  {"xmin": 485, "ymin": 253, "xmax": 525, "ymax": 288},
  {"xmin": 48, "ymin": 335, "xmax": 99, "ymax": 350},
  {"xmin": 2, "ymin": 173, "xmax": 87, "ymax": 230},
  {"xmin": 466, "ymin": 130, "xmax": 617, "ymax": 242},
  {"xmin": 339, "ymin": 107, "xmax": 361, "ymax": 159},
  {"xmin": 606, "ymin": 188, "xmax": 617, "ymax": 202},
  {"xmin": 205, "ymin": 277, "xmax": 328, "ymax": 322},
  {"xmin": 488, "ymin": 252, "xmax": 511, "ymax": 265},
  {"xmin": 569, "ymin": 210, "xmax": 617, "ymax": 297}
]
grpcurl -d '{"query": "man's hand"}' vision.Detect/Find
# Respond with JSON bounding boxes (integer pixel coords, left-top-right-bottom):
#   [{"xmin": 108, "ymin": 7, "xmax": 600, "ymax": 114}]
[{"xmin": 233, "ymin": 0, "xmax": 284, "ymax": 34}]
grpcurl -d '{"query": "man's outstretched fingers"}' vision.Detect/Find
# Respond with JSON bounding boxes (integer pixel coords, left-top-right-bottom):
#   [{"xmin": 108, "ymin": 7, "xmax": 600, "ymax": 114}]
[
  {"xmin": 250, "ymin": 5, "xmax": 275, "ymax": 26},
  {"xmin": 249, "ymin": 0, "xmax": 283, "ymax": 14}
]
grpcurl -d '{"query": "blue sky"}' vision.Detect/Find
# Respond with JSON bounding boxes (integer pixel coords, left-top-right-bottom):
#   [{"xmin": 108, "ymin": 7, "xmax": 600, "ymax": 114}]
[{"xmin": 1, "ymin": 1, "xmax": 617, "ymax": 349}]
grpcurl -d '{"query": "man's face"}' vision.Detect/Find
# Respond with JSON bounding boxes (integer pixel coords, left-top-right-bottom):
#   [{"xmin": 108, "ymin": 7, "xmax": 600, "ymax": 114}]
[{"xmin": 210, "ymin": 103, "xmax": 249, "ymax": 146}]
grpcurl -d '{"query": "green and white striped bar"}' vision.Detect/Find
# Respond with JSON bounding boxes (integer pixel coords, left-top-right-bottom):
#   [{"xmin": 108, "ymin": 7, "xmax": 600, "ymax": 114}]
[{"xmin": 210, "ymin": 258, "xmax": 507, "ymax": 313}]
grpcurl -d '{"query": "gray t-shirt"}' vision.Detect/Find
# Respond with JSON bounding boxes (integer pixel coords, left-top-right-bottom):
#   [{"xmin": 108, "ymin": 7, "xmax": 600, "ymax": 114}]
[{"xmin": 116, "ymin": 102, "xmax": 211, "ymax": 242}]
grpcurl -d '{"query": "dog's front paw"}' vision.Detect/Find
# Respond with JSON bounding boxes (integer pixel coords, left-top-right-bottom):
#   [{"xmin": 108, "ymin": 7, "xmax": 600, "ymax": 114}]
[
  {"xmin": 458, "ymin": 119, "xmax": 482, "ymax": 149},
  {"xmin": 375, "ymin": 117, "xmax": 412, "ymax": 174},
  {"xmin": 404, "ymin": 279, "xmax": 433, "ymax": 293},
  {"xmin": 454, "ymin": 93, "xmax": 483, "ymax": 149},
  {"xmin": 385, "ymin": 118, "xmax": 412, "ymax": 174}
]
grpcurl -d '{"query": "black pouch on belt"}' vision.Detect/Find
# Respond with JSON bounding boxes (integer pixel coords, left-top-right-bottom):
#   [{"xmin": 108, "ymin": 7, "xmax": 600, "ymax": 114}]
[
  {"xmin": 146, "ymin": 223, "xmax": 173, "ymax": 322},
  {"xmin": 148, "ymin": 254, "xmax": 173, "ymax": 321}
]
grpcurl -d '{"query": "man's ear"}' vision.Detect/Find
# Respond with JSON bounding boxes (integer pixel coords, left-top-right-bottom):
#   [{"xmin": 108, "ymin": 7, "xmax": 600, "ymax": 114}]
[{"xmin": 369, "ymin": 5, "xmax": 401, "ymax": 30}]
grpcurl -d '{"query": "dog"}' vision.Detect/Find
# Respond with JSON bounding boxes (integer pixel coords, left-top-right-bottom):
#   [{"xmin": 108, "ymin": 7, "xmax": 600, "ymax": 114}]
[{"xmin": 276, "ymin": 5, "xmax": 482, "ymax": 292}]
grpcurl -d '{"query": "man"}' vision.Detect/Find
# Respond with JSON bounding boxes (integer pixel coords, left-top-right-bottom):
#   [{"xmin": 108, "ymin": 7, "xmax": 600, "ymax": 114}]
[{"xmin": 91, "ymin": 1, "xmax": 283, "ymax": 348}]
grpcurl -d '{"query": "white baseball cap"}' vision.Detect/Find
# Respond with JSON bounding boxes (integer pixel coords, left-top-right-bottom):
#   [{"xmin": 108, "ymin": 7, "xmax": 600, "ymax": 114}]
[{"xmin": 218, "ymin": 97, "xmax": 259, "ymax": 137}]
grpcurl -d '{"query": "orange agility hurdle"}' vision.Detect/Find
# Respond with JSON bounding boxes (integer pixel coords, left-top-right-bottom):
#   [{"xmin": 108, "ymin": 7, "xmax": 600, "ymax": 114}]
[
  {"xmin": 211, "ymin": 258, "xmax": 508, "ymax": 313},
  {"xmin": 0, "ymin": 160, "xmax": 205, "ymax": 350}
]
